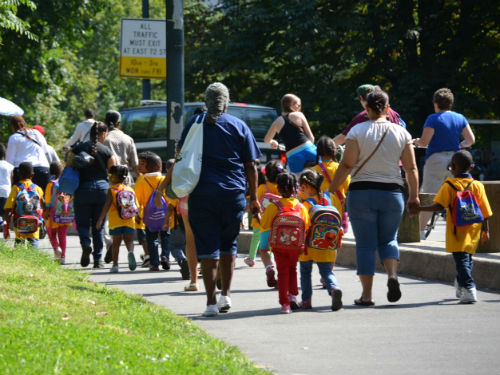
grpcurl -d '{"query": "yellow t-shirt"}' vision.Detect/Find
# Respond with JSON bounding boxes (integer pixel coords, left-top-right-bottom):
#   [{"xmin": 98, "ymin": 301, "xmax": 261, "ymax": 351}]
[
  {"xmin": 260, "ymin": 197, "xmax": 310, "ymax": 251},
  {"xmin": 252, "ymin": 181, "xmax": 280, "ymax": 229},
  {"xmin": 108, "ymin": 183, "xmax": 138, "ymax": 230},
  {"xmin": 434, "ymin": 177, "xmax": 492, "ymax": 254},
  {"xmin": 44, "ymin": 181, "xmax": 72, "ymax": 229},
  {"xmin": 312, "ymin": 161, "xmax": 350, "ymax": 197},
  {"xmin": 299, "ymin": 194, "xmax": 338, "ymax": 263},
  {"xmin": 4, "ymin": 179, "xmax": 44, "ymax": 239},
  {"xmin": 134, "ymin": 173, "xmax": 177, "ymax": 230}
]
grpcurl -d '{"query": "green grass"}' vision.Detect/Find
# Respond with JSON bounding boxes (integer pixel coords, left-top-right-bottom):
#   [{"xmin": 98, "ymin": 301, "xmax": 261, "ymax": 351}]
[{"xmin": 0, "ymin": 242, "xmax": 271, "ymax": 375}]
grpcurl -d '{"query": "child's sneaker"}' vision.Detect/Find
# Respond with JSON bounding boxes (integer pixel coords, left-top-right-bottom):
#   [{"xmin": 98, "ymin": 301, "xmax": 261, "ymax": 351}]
[
  {"xmin": 202, "ymin": 304, "xmax": 219, "ymax": 317},
  {"xmin": 266, "ymin": 267, "xmax": 277, "ymax": 288},
  {"xmin": 128, "ymin": 252, "xmax": 137, "ymax": 271},
  {"xmin": 299, "ymin": 299, "xmax": 312, "ymax": 309},
  {"xmin": 320, "ymin": 278, "xmax": 326, "ymax": 289},
  {"xmin": 331, "ymin": 287, "xmax": 343, "ymax": 311},
  {"xmin": 54, "ymin": 248, "xmax": 62, "ymax": 259},
  {"xmin": 160, "ymin": 256, "xmax": 170, "ymax": 270},
  {"xmin": 179, "ymin": 259, "xmax": 190, "ymax": 280},
  {"xmin": 280, "ymin": 304, "xmax": 291, "ymax": 314},
  {"xmin": 150, "ymin": 265, "xmax": 160, "ymax": 271},
  {"xmin": 140, "ymin": 256, "xmax": 150, "ymax": 268},
  {"xmin": 60, "ymin": 257, "xmax": 66, "ymax": 265},
  {"xmin": 104, "ymin": 245, "xmax": 113, "ymax": 264},
  {"xmin": 110, "ymin": 265, "xmax": 119, "ymax": 273},
  {"xmin": 218, "ymin": 295, "xmax": 232, "ymax": 313},
  {"xmin": 454, "ymin": 279, "xmax": 464, "ymax": 299},
  {"xmin": 460, "ymin": 287, "xmax": 477, "ymax": 304},
  {"xmin": 244, "ymin": 257, "xmax": 255, "ymax": 267},
  {"xmin": 289, "ymin": 294, "xmax": 299, "ymax": 311}
]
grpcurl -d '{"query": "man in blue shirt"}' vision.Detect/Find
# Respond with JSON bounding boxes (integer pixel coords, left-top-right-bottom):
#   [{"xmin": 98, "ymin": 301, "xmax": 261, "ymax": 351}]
[
  {"xmin": 413, "ymin": 88, "xmax": 475, "ymax": 239},
  {"xmin": 179, "ymin": 82, "xmax": 261, "ymax": 317}
]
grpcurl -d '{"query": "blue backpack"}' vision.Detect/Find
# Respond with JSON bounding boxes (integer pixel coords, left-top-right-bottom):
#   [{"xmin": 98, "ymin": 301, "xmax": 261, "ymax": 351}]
[
  {"xmin": 14, "ymin": 183, "xmax": 42, "ymax": 234},
  {"xmin": 446, "ymin": 180, "xmax": 484, "ymax": 234},
  {"xmin": 305, "ymin": 192, "xmax": 343, "ymax": 251},
  {"xmin": 58, "ymin": 167, "xmax": 80, "ymax": 195},
  {"xmin": 143, "ymin": 178, "xmax": 168, "ymax": 232}
]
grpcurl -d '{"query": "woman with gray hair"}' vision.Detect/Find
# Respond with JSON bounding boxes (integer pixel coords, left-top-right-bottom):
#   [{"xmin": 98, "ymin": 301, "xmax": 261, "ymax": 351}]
[{"xmin": 177, "ymin": 82, "xmax": 262, "ymax": 317}]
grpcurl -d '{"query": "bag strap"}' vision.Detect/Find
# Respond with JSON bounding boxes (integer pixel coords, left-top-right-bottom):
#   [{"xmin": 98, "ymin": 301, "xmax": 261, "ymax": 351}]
[
  {"xmin": 352, "ymin": 126, "xmax": 390, "ymax": 178},
  {"xmin": 144, "ymin": 176, "xmax": 164, "ymax": 191},
  {"xmin": 446, "ymin": 180, "xmax": 474, "ymax": 192},
  {"xmin": 264, "ymin": 182, "xmax": 270, "ymax": 193},
  {"xmin": 17, "ymin": 130, "xmax": 41, "ymax": 147},
  {"xmin": 318, "ymin": 163, "xmax": 332, "ymax": 184}
]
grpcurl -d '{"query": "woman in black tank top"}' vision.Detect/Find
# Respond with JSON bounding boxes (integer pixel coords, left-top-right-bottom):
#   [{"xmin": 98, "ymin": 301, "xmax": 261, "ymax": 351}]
[{"xmin": 264, "ymin": 94, "xmax": 316, "ymax": 173}]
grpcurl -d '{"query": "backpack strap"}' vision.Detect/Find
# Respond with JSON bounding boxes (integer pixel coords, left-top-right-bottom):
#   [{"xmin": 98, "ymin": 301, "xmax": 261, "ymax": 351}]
[
  {"xmin": 318, "ymin": 163, "xmax": 332, "ymax": 184},
  {"xmin": 264, "ymin": 182, "xmax": 270, "ymax": 193},
  {"xmin": 274, "ymin": 200, "xmax": 283, "ymax": 211},
  {"xmin": 305, "ymin": 197, "xmax": 317, "ymax": 207}
]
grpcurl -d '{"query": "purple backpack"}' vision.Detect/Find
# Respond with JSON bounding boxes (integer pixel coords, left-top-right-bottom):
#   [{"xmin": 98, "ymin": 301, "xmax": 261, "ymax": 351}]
[{"xmin": 143, "ymin": 189, "xmax": 168, "ymax": 232}]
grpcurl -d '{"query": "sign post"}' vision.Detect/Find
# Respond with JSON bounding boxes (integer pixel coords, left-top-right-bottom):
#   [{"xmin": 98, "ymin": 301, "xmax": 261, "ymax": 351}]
[{"xmin": 119, "ymin": 18, "xmax": 166, "ymax": 79}]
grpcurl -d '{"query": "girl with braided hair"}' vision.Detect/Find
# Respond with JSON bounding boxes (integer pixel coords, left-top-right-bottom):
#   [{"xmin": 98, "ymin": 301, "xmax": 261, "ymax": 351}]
[{"xmin": 70, "ymin": 121, "xmax": 116, "ymax": 269}]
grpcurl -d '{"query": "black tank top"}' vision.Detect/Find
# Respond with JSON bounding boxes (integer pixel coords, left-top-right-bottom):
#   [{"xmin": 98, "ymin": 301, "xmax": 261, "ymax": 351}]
[{"xmin": 279, "ymin": 115, "xmax": 310, "ymax": 151}]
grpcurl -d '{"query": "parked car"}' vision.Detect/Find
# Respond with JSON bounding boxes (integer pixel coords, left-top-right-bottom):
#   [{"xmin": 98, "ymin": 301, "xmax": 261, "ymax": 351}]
[{"xmin": 120, "ymin": 101, "xmax": 286, "ymax": 164}]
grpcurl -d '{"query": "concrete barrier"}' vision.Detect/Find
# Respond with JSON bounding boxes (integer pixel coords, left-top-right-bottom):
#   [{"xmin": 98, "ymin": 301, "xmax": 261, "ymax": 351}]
[{"xmin": 478, "ymin": 181, "xmax": 500, "ymax": 253}]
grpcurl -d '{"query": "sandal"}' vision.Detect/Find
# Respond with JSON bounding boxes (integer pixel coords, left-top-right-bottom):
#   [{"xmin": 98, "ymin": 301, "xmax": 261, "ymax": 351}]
[
  {"xmin": 387, "ymin": 277, "xmax": 402, "ymax": 303},
  {"xmin": 354, "ymin": 297, "xmax": 375, "ymax": 306},
  {"xmin": 184, "ymin": 282, "xmax": 199, "ymax": 292}
]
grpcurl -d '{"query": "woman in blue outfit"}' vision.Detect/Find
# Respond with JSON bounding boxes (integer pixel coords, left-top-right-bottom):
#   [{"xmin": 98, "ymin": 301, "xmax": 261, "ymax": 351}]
[
  {"xmin": 264, "ymin": 93, "xmax": 316, "ymax": 174},
  {"xmin": 69, "ymin": 121, "xmax": 116, "ymax": 268},
  {"xmin": 329, "ymin": 89, "xmax": 419, "ymax": 306},
  {"xmin": 178, "ymin": 82, "xmax": 261, "ymax": 317}
]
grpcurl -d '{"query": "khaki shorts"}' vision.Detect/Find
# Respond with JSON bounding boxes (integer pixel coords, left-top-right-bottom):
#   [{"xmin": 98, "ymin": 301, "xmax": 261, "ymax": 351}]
[{"xmin": 421, "ymin": 151, "xmax": 454, "ymax": 194}]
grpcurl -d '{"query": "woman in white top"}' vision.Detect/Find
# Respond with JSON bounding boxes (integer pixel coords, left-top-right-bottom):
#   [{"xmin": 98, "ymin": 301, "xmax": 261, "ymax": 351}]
[
  {"xmin": 329, "ymin": 89, "xmax": 419, "ymax": 307},
  {"xmin": 6, "ymin": 116, "xmax": 50, "ymax": 191},
  {"xmin": 0, "ymin": 143, "xmax": 14, "ymax": 227}
]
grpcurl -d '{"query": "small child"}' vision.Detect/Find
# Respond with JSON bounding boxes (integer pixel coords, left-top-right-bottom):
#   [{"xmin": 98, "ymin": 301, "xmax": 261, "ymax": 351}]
[
  {"xmin": 418, "ymin": 150, "xmax": 492, "ymax": 303},
  {"xmin": 44, "ymin": 162, "xmax": 73, "ymax": 264},
  {"xmin": 298, "ymin": 169, "xmax": 343, "ymax": 311},
  {"xmin": 96, "ymin": 165, "xmax": 138, "ymax": 273},
  {"xmin": 259, "ymin": 172, "xmax": 310, "ymax": 313},
  {"xmin": 3, "ymin": 162, "xmax": 44, "ymax": 248},
  {"xmin": 135, "ymin": 153, "xmax": 189, "ymax": 276},
  {"xmin": 133, "ymin": 152, "xmax": 151, "ymax": 267},
  {"xmin": 0, "ymin": 143, "xmax": 14, "ymax": 234},
  {"xmin": 245, "ymin": 160, "xmax": 283, "ymax": 288}
]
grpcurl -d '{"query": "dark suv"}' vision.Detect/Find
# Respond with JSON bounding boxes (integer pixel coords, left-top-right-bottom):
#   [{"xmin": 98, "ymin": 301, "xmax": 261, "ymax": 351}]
[{"xmin": 121, "ymin": 101, "xmax": 285, "ymax": 162}]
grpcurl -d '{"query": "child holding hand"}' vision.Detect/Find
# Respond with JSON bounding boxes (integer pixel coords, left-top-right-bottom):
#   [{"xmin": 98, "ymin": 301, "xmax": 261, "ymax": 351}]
[
  {"xmin": 418, "ymin": 150, "xmax": 492, "ymax": 303},
  {"xmin": 97, "ymin": 165, "xmax": 138, "ymax": 273},
  {"xmin": 259, "ymin": 172, "xmax": 310, "ymax": 314}
]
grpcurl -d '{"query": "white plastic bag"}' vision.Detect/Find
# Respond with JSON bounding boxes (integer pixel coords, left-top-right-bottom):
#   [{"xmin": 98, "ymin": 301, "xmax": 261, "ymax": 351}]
[{"xmin": 171, "ymin": 114, "xmax": 205, "ymax": 198}]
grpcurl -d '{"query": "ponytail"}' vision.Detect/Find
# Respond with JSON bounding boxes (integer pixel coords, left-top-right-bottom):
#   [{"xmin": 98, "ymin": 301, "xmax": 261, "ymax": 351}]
[{"xmin": 89, "ymin": 121, "xmax": 107, "ymax": 156}]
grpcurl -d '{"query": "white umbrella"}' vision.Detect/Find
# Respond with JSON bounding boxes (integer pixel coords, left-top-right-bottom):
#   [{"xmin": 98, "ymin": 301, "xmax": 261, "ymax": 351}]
[{"xmin": 0, "ymin": 97, "xmax": 24, "ymax": 116}]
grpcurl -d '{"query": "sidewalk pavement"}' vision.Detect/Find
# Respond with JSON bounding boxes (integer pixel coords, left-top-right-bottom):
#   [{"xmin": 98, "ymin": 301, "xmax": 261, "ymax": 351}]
[{"xmin": 34, "ymin": 231, "xmax": 500, "ymax": 375}]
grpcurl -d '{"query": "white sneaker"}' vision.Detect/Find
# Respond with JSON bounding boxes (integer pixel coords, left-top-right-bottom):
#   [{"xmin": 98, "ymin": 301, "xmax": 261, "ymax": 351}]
[
  {"xmin": 454, "ymin": 279, "xmax": 464, "ymax": 299},
  {"xmin": 460, "ymin": 287, "xmax": 477, "ymax": 304},
  {"xmin": 218, "ymin": 295, "xmax": 232, "ymax": 313},
  {"xmin": 202, "ymin": 304, "xmax": 219, "ymax": 317},
  {"xmin": 54, "ymin": 248, "xmax": 62, "ymax": 259},
  {"xmin": 110, "ymin": 265, "xmax": 119, "ymax": 273}
]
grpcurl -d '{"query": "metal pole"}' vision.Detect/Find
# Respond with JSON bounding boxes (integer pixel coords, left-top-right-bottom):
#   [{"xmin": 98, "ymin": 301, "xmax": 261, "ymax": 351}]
[
  {"xmin": 142, "ymin": 0, "xmax": 151, "ymax": 100},
  {"xmin": 166, "ymin": 0, "xmax": 184, "ymax": 158}
]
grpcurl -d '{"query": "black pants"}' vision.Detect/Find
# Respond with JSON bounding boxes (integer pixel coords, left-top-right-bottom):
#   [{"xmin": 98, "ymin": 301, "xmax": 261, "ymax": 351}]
[{"xmin": 13, "ymin": 166, "xmax": 50, "ymax": 191}]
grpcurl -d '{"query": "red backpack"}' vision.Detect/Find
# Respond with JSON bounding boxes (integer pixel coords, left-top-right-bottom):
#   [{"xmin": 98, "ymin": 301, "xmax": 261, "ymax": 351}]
[
  {"xmin": 269, "ymin": 200, "xmax": 306, "ymax": 252},
  {"xmin": 259, "ymin": 183, "xmax": 281, "ymax": 210}
]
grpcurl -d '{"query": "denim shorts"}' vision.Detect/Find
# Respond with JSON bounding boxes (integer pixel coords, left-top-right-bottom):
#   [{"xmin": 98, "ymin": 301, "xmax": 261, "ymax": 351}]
[{"xmin": 110, "ymin": 226, "xmax": 136, "ymax": 236}]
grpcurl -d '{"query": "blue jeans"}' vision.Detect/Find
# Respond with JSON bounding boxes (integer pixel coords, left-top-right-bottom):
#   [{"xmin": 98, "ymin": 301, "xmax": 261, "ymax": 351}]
[
  {"xmin": 347, "ymin": 189, "xmax": 404, "ymax": 275},
  {"xmin": 146, "ymin": 228, "xmax": 186, "ymax": 267},
  {"xmin": 74, "ymin": 180, "xmax": 108, "ymax": 262},
  {"xmin": 300, "ymin": 260, "xmax": 337, "ymax": 301},
  {"xmin": 15, "ymin": 238, "xmax": 39, "ymax": 248},
  {"xmin": 453, "ymin": 252, "xmax": 475, "ymax": 289}
]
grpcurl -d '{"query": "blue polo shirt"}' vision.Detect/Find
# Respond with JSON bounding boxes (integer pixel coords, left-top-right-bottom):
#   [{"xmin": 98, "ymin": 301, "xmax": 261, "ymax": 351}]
[
  {"xmin": 424, "ymin": 111, "xmax": 468, "ymax": 161},
  {"xmin": 179, "ymin": 112, "xmax": 261, "ymax": 195}
]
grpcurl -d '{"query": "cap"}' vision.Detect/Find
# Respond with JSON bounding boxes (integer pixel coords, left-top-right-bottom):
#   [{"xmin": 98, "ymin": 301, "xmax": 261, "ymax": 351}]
[
  {"xmin": 33, "ymin": 124, "xmax": 45, "ymax": 136},
  {"xmin": 356, "ymin": 84, "xmax": 375, "ymax": 99}
]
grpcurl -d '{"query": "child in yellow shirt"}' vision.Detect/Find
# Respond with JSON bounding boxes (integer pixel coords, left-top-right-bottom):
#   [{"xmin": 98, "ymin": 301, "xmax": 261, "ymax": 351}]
[
  {"xmin": 259, "ymin": 171, "xmax": 310, "ymax": 314},
  {"xmin": 3, "ymin": 162, "xmax": 44, "ymax": 248},
  {"xmin": 418, "ymin": 151, "xmax": 492, "ymax": 303},
  {"xmin": 43, "ymin": 162, "xmax": 73, "ymax": 264},
  {"xmin": 97, "ymin": 165, "xmax": 138, "ymax": 273},
  {"xmin": 299, "ymin": 169, "xmax": 343, "ymax": 311}
]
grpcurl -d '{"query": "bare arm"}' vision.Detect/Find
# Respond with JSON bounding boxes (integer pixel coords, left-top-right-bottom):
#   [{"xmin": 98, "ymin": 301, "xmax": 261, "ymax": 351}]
[
  {"xmin": 244, "ymin": 160, "xmax": 261, "ymax": 220},
  {"xmin": 154, "ymin": 164, "xmax": 174, "ymax": 209},
  {"xmin": 96, "ymin": 190, "xmax": 113, "ymax": 230},
  {"xmin": 333, "ymin": 133, "xmax": 346, "ymax": 146},
  {"xmin": 107, "ymin": 155, "xmax": 117, "ymax": 170},
  {"xmin": 264, "ymin": 117, "xmax": 284, "ymax": 149},
  {"xmin": 400, "ymin": 143, "xmax": 420, "ymax": 215},
  {"xmin": 413, "ymin": 126, "xmax": 434, "ymax": 147},
  {"xmin": 418, "ymin": 203, "xmax": 444, "ymax": 212},
  {"xmin": 329, "ymin": 139, "xmax": 359, "ymax": 193},
  {"xmin": 460, "ymin": 125, "xmax": 475, "ymax": 148}
]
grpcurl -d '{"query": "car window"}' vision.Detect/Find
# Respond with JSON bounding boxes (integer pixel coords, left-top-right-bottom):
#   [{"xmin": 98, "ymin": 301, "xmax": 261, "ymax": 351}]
[
  {"xmin": 227, "ymin": 107, "xmax": 246, "ymax": 122},
  {"xmin": 246, "ymin": 109, "xmax": 275, "ymax": 141},
  {"xmin": 122, "ymin": 109, "xmax": 155, "ymax": 139},
  {"xmin": 151, "ymin": 108, "xmax": 167, "ymax": 138}
]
